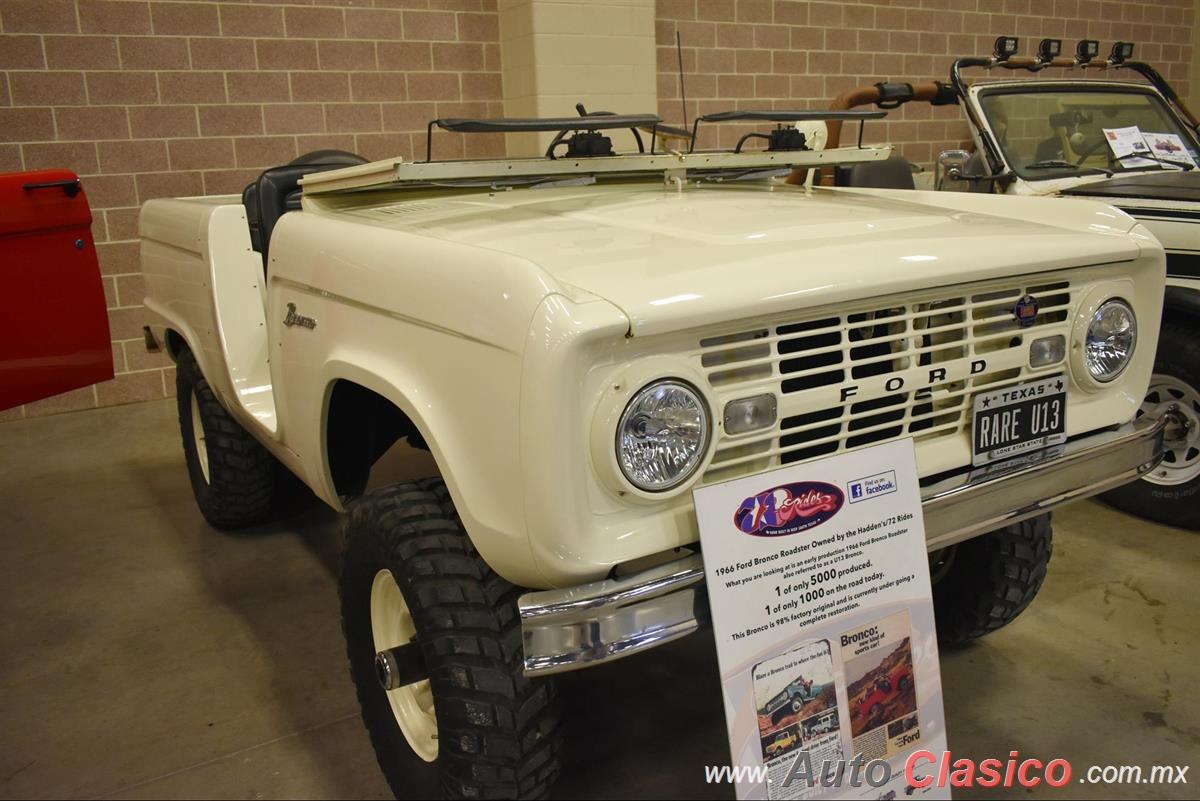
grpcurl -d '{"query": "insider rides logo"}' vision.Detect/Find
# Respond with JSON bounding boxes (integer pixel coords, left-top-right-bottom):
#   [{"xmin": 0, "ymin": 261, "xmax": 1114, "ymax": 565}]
[{"xmin": 733, "ymin": 481, "xmax": 845, "ymax": 537}]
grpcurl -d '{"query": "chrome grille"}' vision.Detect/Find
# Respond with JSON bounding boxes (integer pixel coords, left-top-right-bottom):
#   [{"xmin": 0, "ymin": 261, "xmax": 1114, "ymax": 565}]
[{"xmin": 697, "ymin": 276, "xmax": 1076, "ymax": 483}]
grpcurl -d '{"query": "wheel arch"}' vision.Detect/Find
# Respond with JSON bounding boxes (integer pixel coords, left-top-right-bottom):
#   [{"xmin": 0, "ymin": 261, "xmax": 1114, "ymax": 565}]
[
  {"xmin": 323, "ymin": 376, "xmax": 426, "ymax": 500},
  {"xmin": 313, "ymin": 356, "xmax": 541, "ymax": 587},
  {"xmin": 1164, "ymin": 285, "xmax": 1200, "ymax": 326},
  {"xmin": 163, "ymin": 328, "xmax": 187, "ymax": 361},
  {"xmin": 317, "ymin": 367, "xmax": 543, "ymax": 579}
]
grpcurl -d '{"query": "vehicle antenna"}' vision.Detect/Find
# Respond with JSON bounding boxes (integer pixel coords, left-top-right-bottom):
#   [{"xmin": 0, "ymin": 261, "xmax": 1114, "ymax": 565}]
[{"xmin": 676, "ymin": 30, "xmax": 688, "ymax": 132}]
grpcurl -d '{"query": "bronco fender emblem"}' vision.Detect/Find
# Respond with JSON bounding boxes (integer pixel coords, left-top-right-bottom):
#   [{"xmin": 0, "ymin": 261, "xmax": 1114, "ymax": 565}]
[{"xmin": 283, "ymin": 302, "xmax": 317, "ymax": 329}]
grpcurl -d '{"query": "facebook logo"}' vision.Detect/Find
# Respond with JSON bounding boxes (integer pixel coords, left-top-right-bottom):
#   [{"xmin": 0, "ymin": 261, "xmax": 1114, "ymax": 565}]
[{"xmin": 848, "ymin": 471, "xmax": 897, "ymax": 503}]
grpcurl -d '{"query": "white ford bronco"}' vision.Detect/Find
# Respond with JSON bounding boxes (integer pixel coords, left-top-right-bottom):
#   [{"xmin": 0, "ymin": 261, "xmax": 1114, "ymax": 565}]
[
  {"xmin": 818, "ymin": 37, "xmax": 1199, "ymax": 530},
  {"xmin": 139, "ymin": 109, "xmax": 1167, "ymax": 797}
]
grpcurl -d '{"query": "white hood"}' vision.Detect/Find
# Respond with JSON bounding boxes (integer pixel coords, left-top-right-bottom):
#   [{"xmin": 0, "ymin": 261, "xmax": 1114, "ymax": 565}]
[{"xmin": 361, "ymin": 182, "xmax": 1148, "ymax": 336}]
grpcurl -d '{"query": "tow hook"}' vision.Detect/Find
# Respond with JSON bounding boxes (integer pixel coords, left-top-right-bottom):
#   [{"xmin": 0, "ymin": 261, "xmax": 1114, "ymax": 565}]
[{"xmin": 374, "ymin": 642, "xmax": 428, "ymax": 691}]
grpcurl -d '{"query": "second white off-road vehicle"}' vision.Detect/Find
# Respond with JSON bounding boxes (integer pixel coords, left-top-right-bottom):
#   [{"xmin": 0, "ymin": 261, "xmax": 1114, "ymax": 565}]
[
  {"xmin": 140, "ymin": 108, "xmax": 1165, "ymax": 797},
  {"xmin": 817, "ymin": 37, "xmax": 1199, "ymax": 529}
]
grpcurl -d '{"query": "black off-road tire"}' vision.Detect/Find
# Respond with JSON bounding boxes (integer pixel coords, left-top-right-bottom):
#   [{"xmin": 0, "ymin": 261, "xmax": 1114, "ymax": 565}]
[
  {"xmin": 339, "ymin": 479, "xmax": 561, "ymax": 800},
  {"xmin": 176, "ymin": 349, "xmax": 277, "ymax": 529},
  {"xmin": 1100, "ymin": 321, "xmax": 1200, "ymax": 531},
  {"xmin": 931, "ymin": 513, "xmax": 1052, "ymax": 645}
]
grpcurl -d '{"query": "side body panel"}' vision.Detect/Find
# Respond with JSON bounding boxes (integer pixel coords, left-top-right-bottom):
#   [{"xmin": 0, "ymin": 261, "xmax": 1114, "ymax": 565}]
[{"xmin": 140, "ymin": 197, "xmax": 279, "ymax": 428}]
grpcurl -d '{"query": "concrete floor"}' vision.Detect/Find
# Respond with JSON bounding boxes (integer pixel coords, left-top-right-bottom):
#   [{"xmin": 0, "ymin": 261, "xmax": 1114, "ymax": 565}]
[{"xmin": 0, "ymin": 399, "xmax": 1196, "ymax": 800}]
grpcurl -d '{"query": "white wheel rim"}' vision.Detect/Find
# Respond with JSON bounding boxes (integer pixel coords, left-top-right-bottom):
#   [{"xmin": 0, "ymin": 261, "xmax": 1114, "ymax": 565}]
[
  {"xmin": 190, "ymin": 391, "xmax": 210, "ymax": 483},
  {"xmin": 370, "ymin": 570, "xmax": 438, "ymax": 762},
  {"xmin": 1139, "ymin": 373, "xmax": 1200, "ymax": 486}
]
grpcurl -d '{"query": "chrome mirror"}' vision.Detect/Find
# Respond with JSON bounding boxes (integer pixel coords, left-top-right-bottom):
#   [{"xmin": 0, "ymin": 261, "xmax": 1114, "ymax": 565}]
[{"xmin": 935, "ymin": 149, "xmax": 971, "ymax": 190}]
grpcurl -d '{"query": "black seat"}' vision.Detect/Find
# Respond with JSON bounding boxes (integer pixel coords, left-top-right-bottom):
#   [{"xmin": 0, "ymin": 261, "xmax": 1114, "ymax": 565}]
[
  {"xmin": 833, "ymin": 155, "xmax": 916, "ymax": 190},
  {"xmin": 243, "ymin": 149, "xmax": 368, "ymax": 267}
]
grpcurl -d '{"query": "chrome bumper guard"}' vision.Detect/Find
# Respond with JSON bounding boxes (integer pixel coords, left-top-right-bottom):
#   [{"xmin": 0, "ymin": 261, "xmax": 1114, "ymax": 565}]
[{"xmin": 519, "ymin": 416, "xmax": 1165, "ymax": 676}]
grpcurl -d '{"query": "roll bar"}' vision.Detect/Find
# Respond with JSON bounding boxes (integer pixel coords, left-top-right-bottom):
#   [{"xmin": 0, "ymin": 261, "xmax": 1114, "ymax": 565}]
[{"xmin": 793, "ymin": 43, "xmax": 1200, "ymax": 186}]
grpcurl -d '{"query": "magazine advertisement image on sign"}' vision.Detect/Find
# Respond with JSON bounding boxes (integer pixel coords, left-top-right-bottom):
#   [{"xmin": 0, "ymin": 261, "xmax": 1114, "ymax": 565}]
[
  {"xmin": 693, "ymin": 438, "xmax": 949, "ymax": 800},
  {"xmin": 1102, "ymin": 125, "xmax": 1198, "ymax": 169}
]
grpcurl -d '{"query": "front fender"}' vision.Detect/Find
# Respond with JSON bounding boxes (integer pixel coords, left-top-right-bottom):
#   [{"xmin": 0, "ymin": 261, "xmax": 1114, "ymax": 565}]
[
  {"xmin": 313, "ymin": 354, "xmax": 543, "ymax": 588},
  {"xmin": 267, "ymin": 211, "xmax": 564, "ymax": 588}
]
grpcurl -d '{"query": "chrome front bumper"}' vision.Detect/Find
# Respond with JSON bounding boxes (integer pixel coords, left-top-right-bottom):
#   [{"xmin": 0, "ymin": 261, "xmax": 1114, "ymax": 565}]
[{"xmin": 518, "ymin": 415, "xmax": 1166, "ymax": 676}]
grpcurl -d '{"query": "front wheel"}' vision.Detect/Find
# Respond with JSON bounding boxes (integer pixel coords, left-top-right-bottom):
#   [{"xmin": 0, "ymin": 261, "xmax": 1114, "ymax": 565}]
[
  {"xmin": 1101, "ymin": 322, "xmax": 1200, "ymax": 530},
  {"xmin": 339, "ymin": 479, "xmax": 562, "ymax": 799},
  {"xmin": 931, "ymin": 514, "xmax": 1052, "ymax": 645}
]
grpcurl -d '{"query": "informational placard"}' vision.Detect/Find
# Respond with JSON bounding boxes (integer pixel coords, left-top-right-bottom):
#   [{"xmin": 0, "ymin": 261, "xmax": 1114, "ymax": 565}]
[
  {"xmin": 1105, "ymin": 126, "xmax": 1198, "ymax": 169},
  {"xmin": 694, "ymin": 438, "xmax": 949, "ymax": 800},
  {"xmin": 1102, "ymin": 125, "xmax": 1157, "ymax": 167},
  {"xmin": 1142, "ymin": 132, "xmax": 1198, "ymax": 168}
]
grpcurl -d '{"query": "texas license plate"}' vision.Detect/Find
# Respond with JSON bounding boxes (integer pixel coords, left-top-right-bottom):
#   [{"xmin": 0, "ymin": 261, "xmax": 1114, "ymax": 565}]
[{"xmin": 972, "ymin": 375, "xmax": 1067, "ymax": 466}]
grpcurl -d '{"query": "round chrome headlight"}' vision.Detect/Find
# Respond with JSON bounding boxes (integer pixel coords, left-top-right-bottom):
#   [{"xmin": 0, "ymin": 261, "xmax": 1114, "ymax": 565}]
[
  {"xmin": 616, "ymin": 380, "xmax": 710, "ymax": 492},
  {"xmin": 1085, "ymin": 299, "xmax": 1137, "ymax": 382}
]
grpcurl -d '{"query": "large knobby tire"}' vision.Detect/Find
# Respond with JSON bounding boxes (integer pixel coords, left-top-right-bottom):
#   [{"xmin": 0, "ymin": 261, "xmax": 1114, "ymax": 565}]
[
  {"xmin": 176, "ymin": 349, "xmax": 277, "ymax": 529},
  {"xmin": 1100, "ymin": 321, "xmax": 1200, "ymax": 531},
  {"xmin": 339, "ymin": 479, "xmax": 561, "ymax": 800},
  {"xmin": 931, "ymin": 514, "xmax": 1052, "ymax": 645}
]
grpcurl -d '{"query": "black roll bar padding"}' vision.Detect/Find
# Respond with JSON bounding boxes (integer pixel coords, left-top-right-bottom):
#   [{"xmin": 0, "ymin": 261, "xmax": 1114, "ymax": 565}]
[
  {"xmin": 433, "ymin": 113, "xmax": 662, "ymax": 133},
  {"xmin": 424, "ymin": 113, "xmax": 662, "ymax": 162},
  {"xmin": 1123, "ymin": 61, "xmax": 1200, "ymax": 130},
  {"xmin": 687, "ymin": 109, "xmax": 886, "ymax": 153},
  {"xmin": 931, "ymin": 81, "xmax": 960, "ymax": 106},
  {"xmin": 695, "ymin": 109, "xmax": 887, "ymax": 123},
  {"xmin": 949, "ymin": 56, "xmax": 993, "ymax": 99},
  {"xmin": 874, "ymin": 82, "xmax": 915, "ymax": 110},
  {"xmin": 949, "ymin": 56, "xmax": 1006, "ymax": 176}
]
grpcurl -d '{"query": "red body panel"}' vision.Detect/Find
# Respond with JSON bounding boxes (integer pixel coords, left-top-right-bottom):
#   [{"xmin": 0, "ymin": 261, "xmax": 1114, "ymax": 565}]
[{"xmin": 0, "ymin": 169, "xmax": 113, "ymax": 410}]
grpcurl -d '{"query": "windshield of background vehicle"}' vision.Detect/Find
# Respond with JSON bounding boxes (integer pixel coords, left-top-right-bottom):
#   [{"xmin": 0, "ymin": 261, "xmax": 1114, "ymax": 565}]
[{"xmin": 977, "ymin": 86, "xmax": 1200, "ymax": 180}]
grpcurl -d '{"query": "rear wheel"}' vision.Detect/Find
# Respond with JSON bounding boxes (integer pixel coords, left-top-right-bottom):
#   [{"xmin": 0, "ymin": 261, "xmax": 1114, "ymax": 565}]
[
  {"xmin": 340, "ymin": 479, "xmax": 561, "ymax": 799},
  {"xmin": 931, "ymin": 514, "xmax": 1052, "ymax": 645},
  {"xmin": 1101, "ymin": 323, "xmax": 1200, "ymax": 530},
  {"xmin": 176, "ymin": 349, "xmax": 278, "ymax": 529}
]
